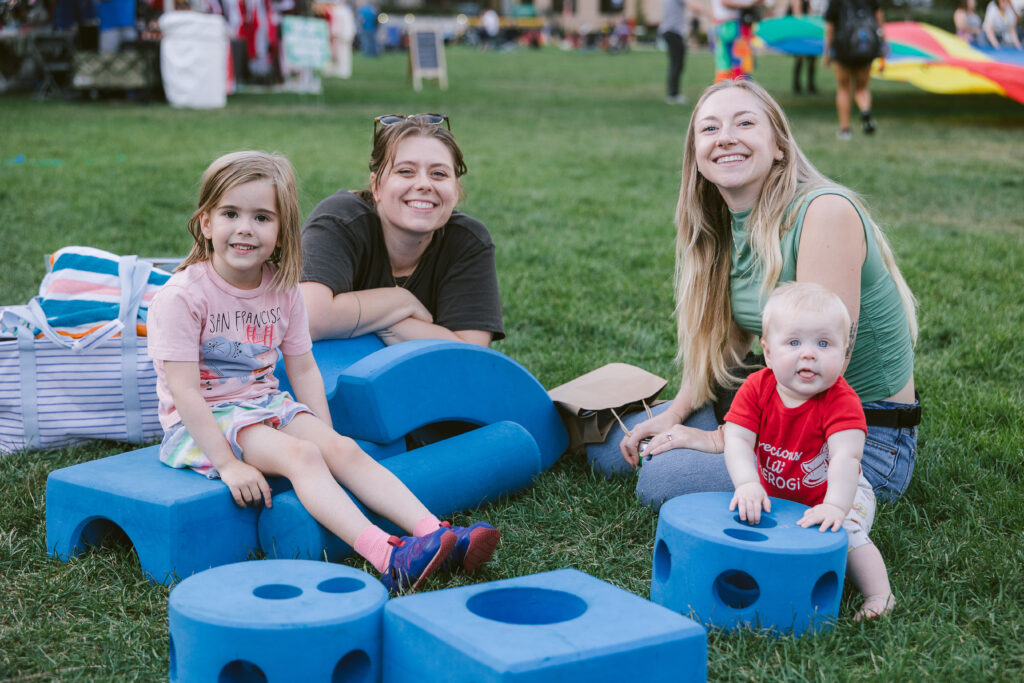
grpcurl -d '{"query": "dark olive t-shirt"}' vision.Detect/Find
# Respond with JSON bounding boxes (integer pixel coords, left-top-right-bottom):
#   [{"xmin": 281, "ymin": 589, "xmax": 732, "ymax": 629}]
[{"xmin": 300, "ymin": 190, "xmax": 505, "ymax": 339}]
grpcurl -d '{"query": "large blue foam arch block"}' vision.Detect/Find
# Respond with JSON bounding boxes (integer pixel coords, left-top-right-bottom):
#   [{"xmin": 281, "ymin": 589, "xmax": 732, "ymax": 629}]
[
  {"xmin": 168, "ymin": 560, "xmax": 387, "ymax": 682},
  {"xmin": 46, "ymin": 446, "xmax": 289, "ymax": 584},
  {"xmin": 383, "ymin": 569, "xmax": 708, "ymax": 682},
  {"xmin": 650, "ymin": 492, "xmax": 848, "ymax": 635},
  {"xmin": 258, "ymin": 420, "xmax": 542, "ymax": 562},
  {"xmin": 274, "ymin": 336, "xmax": 405, "ymax": 460},
  {"xmin": 326, "ymin": 339, "xmax": 568, "ymax": 470}
]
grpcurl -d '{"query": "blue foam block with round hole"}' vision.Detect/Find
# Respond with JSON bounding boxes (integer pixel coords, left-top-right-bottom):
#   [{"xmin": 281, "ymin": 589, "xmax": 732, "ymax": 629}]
[
  {"xmin": 168, "ymin": 560, "xmax": 387, "ymax": 682},
  {"xmin": 258, "ymin": 420, "xmax": 541, "ymax": 561},
  {"xmin": 382, "ymin": 568, "xmax": 707, "ymax": 682},
  {"xmin": 650, "ymin": 492, "xmax": 848, "ymax": 635}
]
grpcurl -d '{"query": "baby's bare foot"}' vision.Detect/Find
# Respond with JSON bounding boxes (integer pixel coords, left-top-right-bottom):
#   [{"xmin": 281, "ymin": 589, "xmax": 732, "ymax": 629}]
[{"xmin": 855, "ymin": 593, "xmax": 894, "ymax": 622}]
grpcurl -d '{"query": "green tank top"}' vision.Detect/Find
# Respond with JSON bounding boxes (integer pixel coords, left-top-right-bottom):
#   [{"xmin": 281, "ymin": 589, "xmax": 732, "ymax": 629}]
[{"xmin": 728, "ymin": 188, "xmax": 914, "ymax": 402}]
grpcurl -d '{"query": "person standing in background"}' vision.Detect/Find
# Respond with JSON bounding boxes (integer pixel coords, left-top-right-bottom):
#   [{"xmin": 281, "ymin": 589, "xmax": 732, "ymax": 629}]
[
  {"xmin": 711, "ymin": 0, "xmax": 765, "ymax": 81},
  {"xmin": 660, "ymin": 0, "xmax": 705, "ymax": 103},
  {"xmin": 357, "ymin": 1, "xmax": 379, "ymax": 57},
  {"xmin": 326, "ymin": 0, "xmax": 356, "ymax": 77},
  {"xmin": 789, "ymin": 0, "xmax": 820, "ymax": 93},
  {"xmin": 824, "ymin": 0, "xmax": 884, "ymax": 139},
  {"xmin": 481, "ymin": 7, "xmax": 500, "ymax": 49}
]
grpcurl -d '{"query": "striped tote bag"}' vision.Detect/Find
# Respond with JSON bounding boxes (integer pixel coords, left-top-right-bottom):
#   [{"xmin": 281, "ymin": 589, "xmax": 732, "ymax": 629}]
[{"xmin": 0, "ymin": 248, "xmax": 171, "ymax": 453}]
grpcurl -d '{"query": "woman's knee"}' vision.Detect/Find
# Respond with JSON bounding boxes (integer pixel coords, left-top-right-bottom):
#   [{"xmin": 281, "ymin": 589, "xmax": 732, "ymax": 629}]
[{"xmin": 635, "ymin": 448, "xmax": 734, "ymax": 509}]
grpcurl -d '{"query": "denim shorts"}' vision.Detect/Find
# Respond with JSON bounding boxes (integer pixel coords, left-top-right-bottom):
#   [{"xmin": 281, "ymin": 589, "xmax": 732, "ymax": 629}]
[{"xmin": 861, "ymin": 397, "xmax": 920, "ymax": 502}]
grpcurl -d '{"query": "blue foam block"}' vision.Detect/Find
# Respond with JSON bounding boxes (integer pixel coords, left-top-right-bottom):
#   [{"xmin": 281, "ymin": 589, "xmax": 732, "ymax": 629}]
[
  {"xmin": 650, "ymin": 492, "xmax": 848, "ymax": 635},
  {"xmin": 383, "ymin": 568, "xmax": 707, "ymax": 682},
  {"xmin": 258, "ymin": 420, "xmax": 541, "ymax": 561},
  {"xmin": 168, "ymin": 560, "xmax": 387, "ymax": 682},
  {"xmin": 328, "ymin": 339, "xmax": 568, "ymax": 469},
  {"xmin": 273, "ymin": 335, "xmax": 404, "ymax": 460},
  {"xmin": 46, "ymin": 446, "xmax": 288, "ymax": 583}
]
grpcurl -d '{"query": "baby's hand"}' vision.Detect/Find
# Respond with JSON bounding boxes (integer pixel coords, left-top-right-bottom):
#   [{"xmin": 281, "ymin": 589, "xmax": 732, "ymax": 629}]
[
  {"xmin": 219, "ymin": 460, "xmax": 273, "ymax": 508},
  {"xmin": 729, "ymin": 482, "xmax": 771, "ymax": 525},
  {"xmin": 797, "ymin": 503, "xmax": 845, "ymax": 532}
]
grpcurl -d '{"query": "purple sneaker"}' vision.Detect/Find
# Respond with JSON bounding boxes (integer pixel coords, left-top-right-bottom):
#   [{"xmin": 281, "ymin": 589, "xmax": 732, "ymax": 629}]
[
  {"xmin": 381, "ymin": 527, "xmax": 456, "ymax": 594},
  {"xmin": 440, "ymin": 521, "xmax": 500, "ymax": 574}
]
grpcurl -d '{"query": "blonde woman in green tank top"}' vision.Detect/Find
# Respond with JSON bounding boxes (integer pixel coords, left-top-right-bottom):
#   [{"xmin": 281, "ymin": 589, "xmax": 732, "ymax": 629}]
[{"xmin": 586, "ymin": 79, "xmax": 920, "ymax": 508}]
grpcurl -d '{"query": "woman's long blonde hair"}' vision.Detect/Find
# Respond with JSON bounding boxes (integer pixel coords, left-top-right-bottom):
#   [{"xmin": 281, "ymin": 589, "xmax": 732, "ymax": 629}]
[
  {"xmin": 180, "ymin": 151, "xmax": 302, "ymax": 291},
  {"xmin": 673, "ymin": 79, "xmax": 917, "ymax": 408}
]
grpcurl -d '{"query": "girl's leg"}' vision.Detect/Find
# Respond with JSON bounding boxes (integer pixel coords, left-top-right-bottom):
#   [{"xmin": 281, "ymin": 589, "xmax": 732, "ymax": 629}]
[
  {"xmin": 847, "ymin": 543, "xmax": 894, "ymax": 620},
  {"xmin": 280, "ymin": 413, "xmax": 431, "ymax": 534},
  {"xmin": 281, "ymin": 414, "xmax": 497, "ymax": 578},
  {"xmin": 236, "ymin": 422, "xmax": 374, "ymax": 546}
]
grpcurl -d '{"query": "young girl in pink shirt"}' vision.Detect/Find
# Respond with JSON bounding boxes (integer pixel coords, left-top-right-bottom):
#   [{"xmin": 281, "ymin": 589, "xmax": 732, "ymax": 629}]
[{"xmin": 147, "ymin": 151, "xmax": 498, "ymax": 593}]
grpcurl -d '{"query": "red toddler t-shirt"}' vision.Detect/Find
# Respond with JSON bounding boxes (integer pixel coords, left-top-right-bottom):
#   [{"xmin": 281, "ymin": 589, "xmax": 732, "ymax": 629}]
[{"xmin": 724, "ymin": 368, "xmax": 867, "ymax": 506}]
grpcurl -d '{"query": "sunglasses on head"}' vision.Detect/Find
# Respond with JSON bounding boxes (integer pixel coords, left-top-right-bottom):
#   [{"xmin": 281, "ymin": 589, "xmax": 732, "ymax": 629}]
[{"xmin": 373, "ymin": 113, "xmax": 451, "ymax": 135}]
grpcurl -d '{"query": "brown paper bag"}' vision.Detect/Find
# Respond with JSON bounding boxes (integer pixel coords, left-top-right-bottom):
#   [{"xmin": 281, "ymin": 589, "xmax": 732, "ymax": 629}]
[{"xmin": 548, "ymin": 363, "xmax": 667, "ymax": 454}]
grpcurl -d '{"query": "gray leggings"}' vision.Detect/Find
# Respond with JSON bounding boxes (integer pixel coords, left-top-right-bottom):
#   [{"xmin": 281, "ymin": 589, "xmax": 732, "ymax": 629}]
[{"xmin": 585, "ymin": 402, "xmax": 733, "ymax": 511}]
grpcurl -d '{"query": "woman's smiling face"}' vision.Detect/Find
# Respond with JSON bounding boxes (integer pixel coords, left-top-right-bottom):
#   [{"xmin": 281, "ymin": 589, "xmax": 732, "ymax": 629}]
[
  {"xmin": 372, "ymin": 135, "xmax": 460, "ymax": 238},
  {"xmin": 692, "ymin": 87, "xmax": 784, "ymax": 211}
]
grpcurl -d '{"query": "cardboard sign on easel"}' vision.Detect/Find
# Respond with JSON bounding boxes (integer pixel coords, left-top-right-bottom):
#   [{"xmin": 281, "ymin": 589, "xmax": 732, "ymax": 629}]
[{"xmin": 408, "ymin": 27, "xmax": 448, "ymax": 91}]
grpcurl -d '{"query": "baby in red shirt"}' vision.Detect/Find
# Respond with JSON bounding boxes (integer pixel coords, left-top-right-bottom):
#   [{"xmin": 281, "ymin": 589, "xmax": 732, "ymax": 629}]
[{"xmin": 723, "ymin": 282, "xmax": 893, "ymax": 621}]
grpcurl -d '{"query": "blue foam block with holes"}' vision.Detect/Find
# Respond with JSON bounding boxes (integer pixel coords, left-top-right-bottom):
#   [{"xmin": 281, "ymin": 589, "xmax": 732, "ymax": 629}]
[
  {"xmin": 258, "ymin": 420, "xmax": 541, "ymax": 561},
  {"xmin": 168, "ymin": 560, "xmax": 387, "ymax": 682},
  {"xmin": 46, "ymin": 446, "xmax": 288, "ymax": 583},
  {"xmin": 383, "ymin": 568, "xmax": 707, "ymax": 682},
  {"xmin": 325, "ymin": 339, "xmax": 567, "ymax": 470},
  {"xmin": 650, "ymin": 492, "xmax": 848, "ymax": 635}
]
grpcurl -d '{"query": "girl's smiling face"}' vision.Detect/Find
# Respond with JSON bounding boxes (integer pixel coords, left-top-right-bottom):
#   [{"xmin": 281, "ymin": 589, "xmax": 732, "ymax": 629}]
[
  {"xmin": 692, "ymin": 88, "xmax": 784, "ymax": 211},
  {"xmin": 201, "ymin": 179, "xmax": 279, "ymax": 289},
  {"xmin": 371, "ymin": 135, "xmax": 460, "ymax": 239}
]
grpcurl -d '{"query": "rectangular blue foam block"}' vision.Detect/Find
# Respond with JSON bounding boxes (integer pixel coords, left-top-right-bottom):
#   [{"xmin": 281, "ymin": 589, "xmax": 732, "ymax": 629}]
[
  {"xmin": 46, "ymin": 446, "xmax": 287, "ymax": 583},
  {"xmin": 383, "ymin": 569, "xmax": 707, "ymax": 682}
]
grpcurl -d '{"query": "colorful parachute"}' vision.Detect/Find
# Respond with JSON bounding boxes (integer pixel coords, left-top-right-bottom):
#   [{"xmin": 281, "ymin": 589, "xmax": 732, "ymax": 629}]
[{"xmin": 755, "ymin": 16, "xmax": 1024, "ymax": 105}]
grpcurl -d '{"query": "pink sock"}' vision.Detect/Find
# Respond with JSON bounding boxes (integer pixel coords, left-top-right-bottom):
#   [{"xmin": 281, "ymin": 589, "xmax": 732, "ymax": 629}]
[
  {"xmin": 413, "ymin": 514, "xmax": 443, "ymax": 537},
  {"xmin": 353, "ymin": 526, "xmax": 394, "ymax": 573}
]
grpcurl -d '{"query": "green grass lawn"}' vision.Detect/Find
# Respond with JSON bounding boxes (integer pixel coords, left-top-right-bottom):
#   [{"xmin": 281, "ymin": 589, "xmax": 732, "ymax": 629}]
[{"xmin": 2, "ymin": 45, "xmax": 1023, "ymax": 681}]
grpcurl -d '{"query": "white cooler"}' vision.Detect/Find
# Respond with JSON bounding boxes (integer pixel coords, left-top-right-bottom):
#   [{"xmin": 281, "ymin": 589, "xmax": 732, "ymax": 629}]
[{"xmin": 159, "ymin": 11, "xmax": 228, "ymax": 109}]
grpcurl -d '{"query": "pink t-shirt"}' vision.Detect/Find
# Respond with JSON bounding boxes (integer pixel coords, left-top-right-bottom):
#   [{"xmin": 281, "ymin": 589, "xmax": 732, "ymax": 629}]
[
  {"xmin": 147, "ymin": 261, "xmax": 313, "ymax": 430},
  {"xmin": 724, "ymin": 368, "xmax": 866, "ymax": 506}
]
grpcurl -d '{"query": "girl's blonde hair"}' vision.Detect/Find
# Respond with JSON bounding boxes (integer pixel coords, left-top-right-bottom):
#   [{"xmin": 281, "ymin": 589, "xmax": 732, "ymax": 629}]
[
  {"xmin": 673, "ymin": 79, "xmax": 917, "ymax": 408},
  {"xmin": 179, "ymin": 151, "xmax": 302, "ymax": 291}
]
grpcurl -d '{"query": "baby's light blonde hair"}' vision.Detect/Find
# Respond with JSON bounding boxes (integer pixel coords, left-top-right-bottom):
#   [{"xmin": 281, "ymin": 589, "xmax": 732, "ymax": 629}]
[
  {"xmin": 179, "ymin": 150, "xmax": 302, "ymax": 291},
  {"xmin": 761, "ymin": 282, "xmax": 851, "ymax": 351}
]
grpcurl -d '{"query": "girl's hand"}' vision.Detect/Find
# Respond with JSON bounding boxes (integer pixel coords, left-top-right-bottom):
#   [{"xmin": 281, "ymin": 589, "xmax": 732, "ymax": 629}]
[
  {"xmin": 218, "ymin": 460, "xmax": 273, "ymax": 508},
  {"xmin": 798, "ymin": 502, "xmax": 846, "ymax": 532},
  {"xmin": 729, "ymin": 482, "xmax": 771, "ymax": 525}
]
